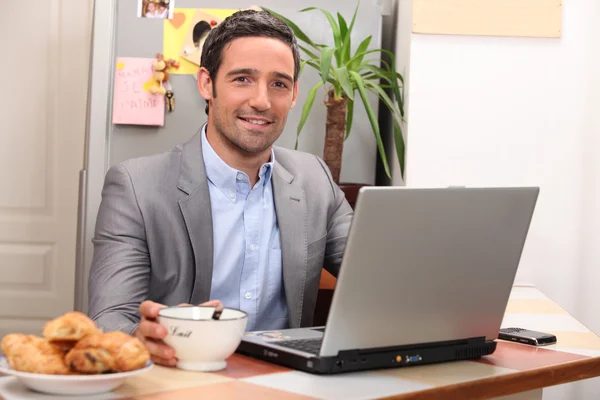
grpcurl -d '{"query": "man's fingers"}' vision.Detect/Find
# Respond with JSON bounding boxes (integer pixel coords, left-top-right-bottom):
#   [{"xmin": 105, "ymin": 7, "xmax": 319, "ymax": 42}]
[
  {"xmin": 151, "ymin": 300, "xmax": 221, "ymax": 309},
  {"xmin": 144, "ymin": 337, "xmax": 175, "ymax": 360},
  {"xmin": 150, "ymin": 354, "xmax": 177, "ymax": 367},
  {"xmin": 137, "ymin": 318, "xmax": 167, "ymax": 340},
  {"xmin": 200, "ymin": 300, "xmax": 222, "ymax": 307},
  {"xmin": 139, "ymin": 300, "xmax": 166, "ymax": 319}
]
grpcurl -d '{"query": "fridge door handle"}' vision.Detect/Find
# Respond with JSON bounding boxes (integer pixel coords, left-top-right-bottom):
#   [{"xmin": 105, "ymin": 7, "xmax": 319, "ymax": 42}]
[{"xmin": 74, "ymin": 169, "xmax": 87, "ymax": 312}]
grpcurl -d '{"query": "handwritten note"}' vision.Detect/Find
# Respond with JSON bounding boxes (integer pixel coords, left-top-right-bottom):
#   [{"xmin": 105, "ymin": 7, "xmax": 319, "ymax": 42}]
[{"xmin": 112, "ymin": 57, "xmax": 165, "ymax": 126}]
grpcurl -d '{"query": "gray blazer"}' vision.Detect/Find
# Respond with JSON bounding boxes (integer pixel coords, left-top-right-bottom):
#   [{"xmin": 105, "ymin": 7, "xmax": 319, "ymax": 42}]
[{"xmin": 88, "ymin": 130, "xmax": 353, "ymax": 334}]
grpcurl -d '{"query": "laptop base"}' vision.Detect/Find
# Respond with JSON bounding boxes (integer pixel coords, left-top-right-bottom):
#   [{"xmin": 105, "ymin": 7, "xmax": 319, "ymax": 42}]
[{"xmin": 236, "ymin": 336, "xmax": 497, "ymax": 375}]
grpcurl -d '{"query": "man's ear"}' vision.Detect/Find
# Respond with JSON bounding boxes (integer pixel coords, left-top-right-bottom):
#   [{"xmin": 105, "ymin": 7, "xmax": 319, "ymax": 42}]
[
  {"xmin": 197, "ymin": 67, "xmax": 213, "ymax": 101},
  {"xmin": 290, "ymin": 80, "xmax": 299, "ymax": 109}
]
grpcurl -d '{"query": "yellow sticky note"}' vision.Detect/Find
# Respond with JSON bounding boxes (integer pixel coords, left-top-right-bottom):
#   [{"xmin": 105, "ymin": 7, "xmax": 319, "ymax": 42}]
[
  {"xmin": 163, "ymin": 9, "xmax": 199, "ymax": 75},
  {"xmin": 116, "ymin": 62, "xmax": 125, "ymax": 70}
]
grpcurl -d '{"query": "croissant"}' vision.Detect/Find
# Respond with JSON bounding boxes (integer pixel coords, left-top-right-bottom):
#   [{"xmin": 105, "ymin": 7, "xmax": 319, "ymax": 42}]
[
  {"xmin": 1, "ymin": 334, "xmax": 71, "ymax": 374},
  {"xmin": 65, "ymin": 331, "xmax": 149, "ymax": 374},
  {"xmin": 42, "ymin": 311, "xmax": 101, "ymax": 351}
]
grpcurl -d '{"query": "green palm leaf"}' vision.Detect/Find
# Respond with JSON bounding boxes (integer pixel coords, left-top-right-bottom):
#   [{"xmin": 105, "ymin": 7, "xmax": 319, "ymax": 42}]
[
  {"xmin": 300, "ymin": 8, "xmax": 341, "ymax": 49},
  {"xmin": 349, "ymin": 71, "xmax": 391, "ymax": 178},
  {"xmin": 305, "ymin": 59, "xmax": 321, "ymax": 70},
  {"xmin": 349, "ymin": 49, "xmax": 394, "ymax": 70},
  {"xmin": 337, "ymin": 12, "xmax": 348, "ymax": 40},
  {"xmin": 296, "ymin": 81, "xmax": 324, "ymax": 148},
  {"xmin": 345, "ymin": 99, "xmax": 354, "ymax": 139},
  {"xmin": 365, "ymin": 83, "xmax": 402, "ymax": 127},
  {"xmin": 305, "ymin": 60, "xmax": 337, "ymax": 85},
  {"xmin": 335, "ymin": 66, "xmax": 354, "ymax": 100},
  {"xmin": 298, "ymin": 45, "xmax": 319, "ymax": 60},
  {"xmin": 365, "ymin": 83, "xmax": 405, "ymax": 175},
  {"xmin": 393, "ymin": 121, "xmax": 405, "ymax": 178},
  {"xmin": 299, "ymin": 59, "xmax": 307, "ymax": 76},
  {"xmin": 348, "ymin": 36, "xmax": 372, "ymax": 71},
  {"xmin": 361, "ymin": 64, "xmax": 404, "ymax": 118},
  {"xmin": 363, "ymin": 83, "xmax": 405, "ymax": 175},
  {"xmin": 340, "ymin": 3, "xmax": 358, "ymax": 64},
  {"xmin": 319, "ymin": 47, "xmax": 336, "ymax": 85}
]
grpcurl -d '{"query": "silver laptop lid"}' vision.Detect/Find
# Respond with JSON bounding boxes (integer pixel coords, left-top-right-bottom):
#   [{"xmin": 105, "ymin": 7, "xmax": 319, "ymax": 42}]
[{"xmin": 320, "ymin": 187, "xmax": 539, "ymax": 357}]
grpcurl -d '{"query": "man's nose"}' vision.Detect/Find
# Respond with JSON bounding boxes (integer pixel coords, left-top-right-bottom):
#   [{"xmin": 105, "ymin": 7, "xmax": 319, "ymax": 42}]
[{"xmin": 248, "ymin": 85, "xmax": 271, "ymax": 111}]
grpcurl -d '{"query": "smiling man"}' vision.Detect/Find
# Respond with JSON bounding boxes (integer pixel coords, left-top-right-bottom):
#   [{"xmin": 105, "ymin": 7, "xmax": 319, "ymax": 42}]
[{"xmin": 88, "ymin": 10, "xmax": 353, "ymax": 367}]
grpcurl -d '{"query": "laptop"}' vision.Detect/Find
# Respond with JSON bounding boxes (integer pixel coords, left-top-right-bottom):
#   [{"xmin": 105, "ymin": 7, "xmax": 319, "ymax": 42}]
[{"xmin": 236, "ymin": 186, "xmax": 539, "ymax": 374}]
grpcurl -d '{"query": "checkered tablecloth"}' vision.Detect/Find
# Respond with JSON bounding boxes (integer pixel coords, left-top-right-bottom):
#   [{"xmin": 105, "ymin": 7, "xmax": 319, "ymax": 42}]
[{"xmin": 1, "ymin": 286, "xmax": 600, "ymax": 400}]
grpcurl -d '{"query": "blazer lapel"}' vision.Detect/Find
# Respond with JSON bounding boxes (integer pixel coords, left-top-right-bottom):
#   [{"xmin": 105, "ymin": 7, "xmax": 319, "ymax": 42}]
[
  {"xmin": 177, "ymin": 131, "xmax": 214, "ymax": 305},
  {"xmin": 272, "ymin": 161, "xmax": 307, "ymax": 328}
]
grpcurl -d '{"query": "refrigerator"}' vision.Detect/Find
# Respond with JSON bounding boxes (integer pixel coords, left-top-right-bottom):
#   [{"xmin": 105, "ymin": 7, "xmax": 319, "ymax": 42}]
[{"xmin": 75, "ymin": 0, "xmax": 388, "ymax": 312}]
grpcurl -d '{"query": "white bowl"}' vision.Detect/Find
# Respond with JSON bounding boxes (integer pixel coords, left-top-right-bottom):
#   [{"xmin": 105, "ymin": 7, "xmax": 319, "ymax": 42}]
[
  {"xmin": 157, "ymin": 306, "xmax": 248, "ymax": 372},
  {"xmin": 0, "ymin": 356, "xmax": 153, "ymax": 396}
]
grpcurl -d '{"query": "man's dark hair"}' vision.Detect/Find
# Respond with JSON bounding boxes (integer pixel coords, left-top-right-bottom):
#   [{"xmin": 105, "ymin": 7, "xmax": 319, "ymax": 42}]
[{"xmin": 200, "ymin": 9, "xmax": 301, "ymax": 115}]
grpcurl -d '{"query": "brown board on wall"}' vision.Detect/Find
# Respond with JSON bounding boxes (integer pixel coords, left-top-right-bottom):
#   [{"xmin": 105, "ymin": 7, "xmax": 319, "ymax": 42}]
[{"xmin": 413, "ymin": 0, "xmax": 562, "ymax": 38}]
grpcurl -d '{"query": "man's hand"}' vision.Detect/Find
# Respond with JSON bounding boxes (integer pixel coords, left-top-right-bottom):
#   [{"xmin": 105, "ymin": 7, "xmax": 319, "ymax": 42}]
[{"xmin": 134, "ymin": 299, "xmax": 222, "ymax": 367}]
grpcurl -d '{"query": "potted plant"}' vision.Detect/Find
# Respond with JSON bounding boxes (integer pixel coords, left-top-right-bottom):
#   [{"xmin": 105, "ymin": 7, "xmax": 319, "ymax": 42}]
[{"xmin": 264, "ymin": 3, "xmax": 406, "ymax": 202}]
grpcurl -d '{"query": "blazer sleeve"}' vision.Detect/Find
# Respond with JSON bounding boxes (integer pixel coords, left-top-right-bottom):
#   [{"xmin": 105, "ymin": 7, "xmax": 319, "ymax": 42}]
[
  {"xmin": 87, "ymin": 164, "xmax": 150, "ymax": 334},
  {"xmin": 315, "ymin": 157, "xmax": 353, "ymax": 277}
]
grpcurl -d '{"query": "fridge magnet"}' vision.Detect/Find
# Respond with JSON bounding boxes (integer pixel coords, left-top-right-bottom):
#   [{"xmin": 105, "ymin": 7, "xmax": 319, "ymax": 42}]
[
  {"xmin": 112, "ymin": 57, "xmax": 165, "ymax": 126},
  {"xmin": 163, "ymin": 7, "xmax": 261, "ymax": 75},
  {"xmin": 165, "ymin": 88, "xmax": 175, "ymax": 112},
  {"xmin": 138, "ymin": 0, "xmax": 175, "ymax": 19},
  {"xmin": 179, "ymin": 10, "xmax": 223, "ymax": 67},
  {"xmin": 150, "ymin": 53, "xmax": 179, "ymax": 95}
]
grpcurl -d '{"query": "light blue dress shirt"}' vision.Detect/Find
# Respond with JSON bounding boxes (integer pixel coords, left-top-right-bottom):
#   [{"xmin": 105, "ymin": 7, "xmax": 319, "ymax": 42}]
[{"xmin": 201, "ymin": 127, "xmax": 288, "ymax": 331}]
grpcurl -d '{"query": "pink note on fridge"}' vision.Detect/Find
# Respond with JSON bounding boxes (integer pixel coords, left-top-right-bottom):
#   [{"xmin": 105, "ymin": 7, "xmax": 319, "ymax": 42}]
[{"xmin": 112, "ymin": 57, "xmax": 165, "ymax": 126}]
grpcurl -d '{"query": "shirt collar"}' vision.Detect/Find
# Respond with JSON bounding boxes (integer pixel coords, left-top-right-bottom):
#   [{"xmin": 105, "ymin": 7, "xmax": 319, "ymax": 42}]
[{"xmin": 201, "ymin": 124, "xmax": 275, "ymax": 200}]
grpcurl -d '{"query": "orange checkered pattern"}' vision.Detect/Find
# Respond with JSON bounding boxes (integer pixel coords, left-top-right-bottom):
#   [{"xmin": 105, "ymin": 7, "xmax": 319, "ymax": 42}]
[{"xmin": 1, "ymin": 287, "xmax": 600, "ymax": 399}]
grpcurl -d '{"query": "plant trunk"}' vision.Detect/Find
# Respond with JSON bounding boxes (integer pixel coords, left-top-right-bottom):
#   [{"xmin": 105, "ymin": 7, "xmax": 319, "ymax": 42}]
[{"xmin": 324, "ymin": 90, "xmax": 348, "ymax": 184}]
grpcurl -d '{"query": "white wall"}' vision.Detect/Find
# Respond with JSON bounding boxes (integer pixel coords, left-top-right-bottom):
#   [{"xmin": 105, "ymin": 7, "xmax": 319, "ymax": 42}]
[{"xmin": 398, "ymin": 0, "xmax": 600, "ymax": 398}]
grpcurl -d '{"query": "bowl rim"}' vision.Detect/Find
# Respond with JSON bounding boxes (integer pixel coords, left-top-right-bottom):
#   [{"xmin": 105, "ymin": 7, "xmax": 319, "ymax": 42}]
[
  {"xmin": 0, "ymin": 357, "xmax": 153, "ymax": 381},
  {"xmin": 157, "ymin": 305, "xmax": 248, "ymax": 321}
]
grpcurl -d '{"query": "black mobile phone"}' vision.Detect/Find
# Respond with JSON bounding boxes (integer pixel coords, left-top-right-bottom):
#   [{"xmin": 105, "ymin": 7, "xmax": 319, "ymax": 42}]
[{"xmin": 498, "ymin": 327, "xmax": 557, "ymax": 346}]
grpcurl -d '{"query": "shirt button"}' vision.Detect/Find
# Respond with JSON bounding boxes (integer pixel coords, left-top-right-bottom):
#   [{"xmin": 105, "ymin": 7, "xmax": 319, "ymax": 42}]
[
  {"xmin": 229, "ymin": 191, "xmax": 235, "ymax": 199},
  {"xmin": 249, "ymin": 244, "xmax": 256, "ymax": 251},
  {"xmin": 245, "ymin": 292, "xmax": 252, "ymax": 299},
  {"xmin": 237, "ymin": 173, "xmax": 244, "ymax": 180}
]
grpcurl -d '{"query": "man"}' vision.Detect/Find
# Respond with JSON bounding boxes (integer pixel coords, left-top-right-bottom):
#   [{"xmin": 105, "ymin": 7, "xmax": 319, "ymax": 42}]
[{"xmin": 88, "ymin": 10, "xmax": 353, "ymax": 367}]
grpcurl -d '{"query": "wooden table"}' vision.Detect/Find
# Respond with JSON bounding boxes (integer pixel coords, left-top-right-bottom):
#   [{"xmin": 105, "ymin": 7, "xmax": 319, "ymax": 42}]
[{"xmin": 1, "ymin": 286, "xmax": 600, "ymax": 399}]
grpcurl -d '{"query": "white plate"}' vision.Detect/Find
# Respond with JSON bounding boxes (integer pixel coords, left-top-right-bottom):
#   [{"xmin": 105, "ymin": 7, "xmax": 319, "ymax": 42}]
[{"xmin": 0, "ymin": 356, "xmax": 153, "ymax": 396}]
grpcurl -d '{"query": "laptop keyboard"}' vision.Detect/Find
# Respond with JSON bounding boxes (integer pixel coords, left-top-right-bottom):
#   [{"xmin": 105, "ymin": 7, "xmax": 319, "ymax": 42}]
[{"xmin": 276, "ymin": 338, "xmax": 323, "ymax": 354}]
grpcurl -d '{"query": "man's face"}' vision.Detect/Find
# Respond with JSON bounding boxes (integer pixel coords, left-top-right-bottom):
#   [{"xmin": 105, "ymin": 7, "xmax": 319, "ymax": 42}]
[{"xmin": 198, "ymin": 37, "xmax": 298, "ymax": 155}]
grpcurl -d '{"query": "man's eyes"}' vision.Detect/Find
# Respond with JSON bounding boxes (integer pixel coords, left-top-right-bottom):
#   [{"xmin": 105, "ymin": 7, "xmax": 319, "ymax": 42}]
[{"xmin": 232, "ymin": 77, "xmax": 288, "ymax": 89}]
